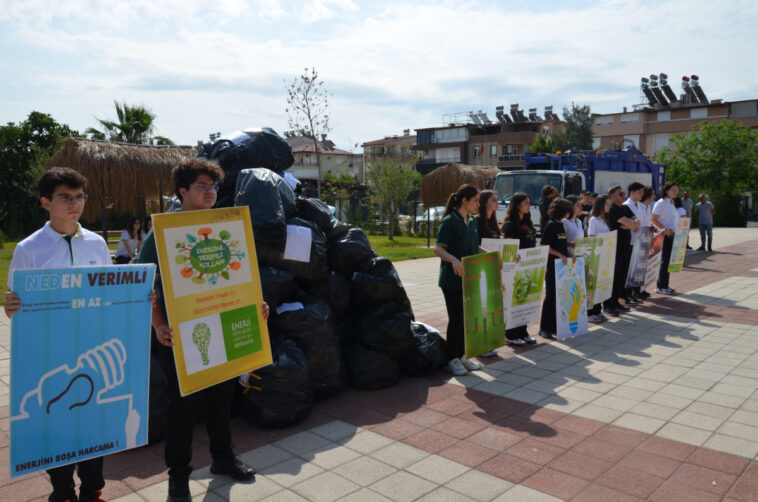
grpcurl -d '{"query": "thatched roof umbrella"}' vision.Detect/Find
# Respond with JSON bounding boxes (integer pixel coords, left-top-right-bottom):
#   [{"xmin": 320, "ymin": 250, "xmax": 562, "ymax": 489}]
[
  {"xmin": 47, "ymin": 138, "xmax": 197, "ymax": 235},
  {"xmin": 420, "ymin": 162, "xmax": 501, "ymax": 207}
]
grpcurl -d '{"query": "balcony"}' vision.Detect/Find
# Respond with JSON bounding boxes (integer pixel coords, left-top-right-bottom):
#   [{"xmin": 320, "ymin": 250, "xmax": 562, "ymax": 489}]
[{"xmin": 498, "ymin": 154, "xmax": 524, "ymax": 162}]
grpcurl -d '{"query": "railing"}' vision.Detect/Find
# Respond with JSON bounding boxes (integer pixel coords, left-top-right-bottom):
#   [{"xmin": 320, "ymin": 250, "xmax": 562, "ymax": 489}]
[{"xmin": 498, "ymin": 154, "xmax": 524, "ymax": 162}]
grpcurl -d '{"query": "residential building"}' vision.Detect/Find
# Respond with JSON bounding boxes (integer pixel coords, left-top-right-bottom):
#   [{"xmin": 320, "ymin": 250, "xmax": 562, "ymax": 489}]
[
  {"xmin": 361, "ymin": 129, "xmax": 417, "ymax": 159},
  {"xmin": 284, "ymin": 133, "xmax": 364, "ymax": 182},
  {"xmin": 413, "ymin": 106, "xmax": 563, "ymax": 174},
  {"xmin": 592, "ymin": 74, "xmax": 758, "ymax": 158}
]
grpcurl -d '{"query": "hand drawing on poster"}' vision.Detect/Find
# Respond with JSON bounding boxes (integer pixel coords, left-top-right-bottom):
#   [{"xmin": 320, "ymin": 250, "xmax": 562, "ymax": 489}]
[
  {"xmin": 480, "ymin": 238, "xmax": 520, "ymax": 326},
  {"xmin": 574, "ymin": 237, "xmax": 601, "ymax": 308},
  {"xmin": 556, "ymin": 258, "xmax": 589, "ymax": 340},
  {"xmin": 462, "ymin": 252, "xmax": 505, "ymax": 359},
  {"xmin": 668, "ymin": 217, "xmax": 690, "ymax": 273},
  {"xmin": 644, "ymin": 230, "xmax": 666, "ymax": 292},
  {"xmin": 594, "ymin": 231, "xmax": 616, "ymax": 304},
  {"xmin": 506, "ymin": 246, "xmax": 549, "ymax": 329},
  {"xmin": 625, "ymin": 227, "xmax": 653, "ymax": 288}
]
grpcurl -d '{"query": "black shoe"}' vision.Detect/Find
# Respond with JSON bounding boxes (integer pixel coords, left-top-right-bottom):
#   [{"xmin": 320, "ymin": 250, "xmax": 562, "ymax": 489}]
[
  {"xmin": 605, "ymin": 307, "xmax": 621, "ymax": 316},
  {"xmin": 638, "ymin": 291, "xmax": 651, "ymax": 300},
  {"xmin": 697, "ymin": 247, "xmax": 705, "ymax": 251},
  {"xmin": 686, "ymin": 245, "xmax": 693, "ymax": 249},
  {"xmin": 616, "ymin": 303, "xmax": 631, "ymax": 312},
  {"xmin": 211, "ymin": 456, "xmax": 256, "ymax": 482},
  {"xmin": 49, "ymin": 493, "xmax": 78, "ymax": 502},
  {"xmin": 168, "ymin": 475, "xmax": 191, "ymax": 502},
  {"xmin": 538, "ymin": 329, "xmax": 554, "ymax": 339},
  {"xmin": 624, "ymin": 296, "xmax": 641, "ymax": 305},
  {"xmin": 708, "ymin": 248, "xmax": 713, "ymax": 252}
]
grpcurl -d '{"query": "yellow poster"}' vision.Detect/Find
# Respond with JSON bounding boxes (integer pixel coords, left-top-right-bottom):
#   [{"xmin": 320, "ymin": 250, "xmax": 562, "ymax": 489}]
[{"xmin": 153, "ymin": 208, "xmax": 272, "ymax": 396}]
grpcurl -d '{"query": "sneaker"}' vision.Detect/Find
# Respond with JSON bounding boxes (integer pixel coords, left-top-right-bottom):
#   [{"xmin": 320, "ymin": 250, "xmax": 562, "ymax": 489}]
[
  {"xmin": 616, "ymin": 303, "xmax": 631, "ymax": 312},
  {"xmin": 696, "ymin": 247, "xmax": 705, "ymax": 251},
  {"xmin": 638, "ymin": 291, "xmax": 651, "ymax": 300},
  {"xmin": 210, "ymin": 456, "xmax": 256, "ymax": 481},
  {"xmin": 604, "ymin": 307, "xmax": 621, "ymax": 316},
  {"xmin": 596, "ymin": 312, "xmax": 609, "ymax": 321},
  {"xmin": 686, "ymin": 245, "xmax": 693, "ymax": 249},
  {"xmin": 508, "ymin": 338, "xmax": 526, "ymax": 346},
  {"xmin": 446, "ymin": 358, "xmax": 467, "ymax": 376},
  {"xmin": 523, "ymin": 336, "xmax": 537, "ymax": 344},
  {"xmin": 707, "ymin": 248, "xmax": 713, "ymax": 252},
  {"xmin": 588, "ymin": 314, "xmax": 602, "ymax": 323},
  {"xmin": 665, "ymin": 287, "xmax": 676, "ymax": 294},
  {"xmin": 480, "ymin": 350, "xmax": 498, "ymax": 357},
  {"xmin": 656, "ymin": 288, "xmax": 674, "ymax": 295},
  {"xmin": 168, "ymin": 475, "xmax": 191, "ymax": 502},
  {"xmin": 624, "ymin": 296, "xmax": 641, "ymax": 305},
  {"xmin": 460, "ymin": 358, "xmax": 482, "ymax": 371},
  {"xmin": 538, "ymin": 329, "xmax": 554, "ymax": 339}
]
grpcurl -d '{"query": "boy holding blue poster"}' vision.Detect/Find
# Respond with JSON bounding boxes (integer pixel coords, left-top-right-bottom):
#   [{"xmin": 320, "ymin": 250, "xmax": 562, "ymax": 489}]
[{"xmin": 5, "ymin": 167, "xmax": 110, "ymax": 502}]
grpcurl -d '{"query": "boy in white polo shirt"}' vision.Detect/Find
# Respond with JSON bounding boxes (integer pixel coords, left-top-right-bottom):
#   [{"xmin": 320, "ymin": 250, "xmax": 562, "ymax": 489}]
[
  {"xmin": 5, "ymin": 167, "xmax": 110, "ymax": 502},
  {"xmin": 623, "ymin": 182, "xmax": 645, "ymax": 304}
]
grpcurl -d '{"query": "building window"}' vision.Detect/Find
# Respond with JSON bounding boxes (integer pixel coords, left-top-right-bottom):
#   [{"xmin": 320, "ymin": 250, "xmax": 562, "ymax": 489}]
[
  {"xmin": 657, "ymin": 111, "xmax": 671, "ymax": 121},
  {"xmin": 690, "ymin": 107, "xmax": 707, "ymax": 119},
  {"xmin": 490, "ymin": 145, "xmax": 497, "ymax": 157},
  {"xmin": 472, "ymin": 146, "xmax": 480, "ymax": 159}
]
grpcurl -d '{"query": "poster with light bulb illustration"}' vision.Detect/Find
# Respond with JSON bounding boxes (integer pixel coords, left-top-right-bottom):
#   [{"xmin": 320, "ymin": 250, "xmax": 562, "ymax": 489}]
[
  {"xmin": 462, "ymin": 251, "xmax": 506, "ymax": 359},
  {"xmin": 593, "ymin": 231, "xmax": 617, "ymax": 304},
  {"xmin": 668, "ymin": 216, "xmax": 690, "ymax": 273},
  {"xmin": 153, "ymin": 207, "xmax": 272, "ymax": 396},
  {"xmin": 9, "ymin": 264, "xmax": 155, "ymax": 477},
  {"xmin": 555, "ymin": 258, "xmax": 589, "ymax": 340}
]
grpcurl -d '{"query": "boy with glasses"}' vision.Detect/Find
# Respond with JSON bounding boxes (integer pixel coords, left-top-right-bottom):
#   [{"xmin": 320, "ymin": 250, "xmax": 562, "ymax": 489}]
[
  {"xmin": 138, "ymin": 158, "xmax": 265, "ymax": 502},
  {"xmin": 5, "ymin": 167, "xmax": 111, "ymax": 502}
]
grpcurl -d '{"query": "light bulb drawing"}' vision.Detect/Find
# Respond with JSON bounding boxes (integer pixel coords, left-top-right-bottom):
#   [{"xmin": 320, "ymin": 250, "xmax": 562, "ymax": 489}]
[
  {"xmin": 11, "ymin": 339, "xmax": 141, "ymax": 448},
  {"xmin": 192, "ymin": 323, "xmax": 212, "ymax": 366}
]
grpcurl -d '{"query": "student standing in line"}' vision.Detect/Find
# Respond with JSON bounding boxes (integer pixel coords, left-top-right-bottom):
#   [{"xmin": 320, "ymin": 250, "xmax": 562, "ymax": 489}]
[
  {"xmin": 651, "ymin": 181, "xmax": 679, "ymax": 295},
  {"xmin": 694, "ymin": 193, "xmax": 716, "ymax": 251},
  {"xmin": 538, "ymin": 198, "xmax": 574, "ymax": 339},
  {"xmin": 475, "ymin": 189, "xmax": 502, "ymax": 357},
  {"xmin": 501, "ymin": 192, "xmax": 538, "ymax": 345},
  {"xmin": 434, "ymin": 184, "xmax": 485, "ymax": 376},
  {"xmin": 587, "ymin": 194, "xmax": 611, "ymax": 323},
  {"xmin": 538, "ymin": 185, "xmax": 558, "ymax": 232},
  {"xmin": 563, "ymin": 195, "xmax": 584, "ymax": 255},
  {"xmin": 637, "ymin": 186, "xmax": 656, "ymax": 300},
  {"xmin": 114, "ymin": 217, "xmax": 144, "ymax": 264},
  {"xmin": 5, "ymin": 168, "xmax": 115, "ymax": 502},
  {"xmin": 603, "ymin": 185, "xmax": 640, "ymax": 316},
  {"xmin": 138, "ymin": 159, "xmax": 264, "ymax": 502},
  {"xmin": 622, "ymin": 182, "xmax": 645, "ymax": 304}
]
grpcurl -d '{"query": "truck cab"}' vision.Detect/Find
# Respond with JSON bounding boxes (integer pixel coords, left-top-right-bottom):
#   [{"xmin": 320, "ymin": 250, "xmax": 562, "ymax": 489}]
[{"xmin": 493, "ymin": 170, "xmax": 584, "ymax": 229}]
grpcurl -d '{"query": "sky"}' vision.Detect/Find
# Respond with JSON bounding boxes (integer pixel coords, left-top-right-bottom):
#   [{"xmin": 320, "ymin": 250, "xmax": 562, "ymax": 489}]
[{"xmin": 2, "ymin": 0, "xmax": 758, "ymax": 151}]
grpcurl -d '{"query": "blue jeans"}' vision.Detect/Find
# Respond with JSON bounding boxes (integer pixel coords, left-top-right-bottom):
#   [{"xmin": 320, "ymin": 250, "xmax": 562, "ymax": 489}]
[{"xmin": 699, "ymin": 223, "xmax": 713, "ymax": 249}]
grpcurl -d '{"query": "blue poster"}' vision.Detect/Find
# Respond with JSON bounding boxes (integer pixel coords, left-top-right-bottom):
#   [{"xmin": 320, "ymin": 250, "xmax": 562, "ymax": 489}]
[{"xmin": 9, "ymin": 265, "xmax": 155, "ymax": 478}]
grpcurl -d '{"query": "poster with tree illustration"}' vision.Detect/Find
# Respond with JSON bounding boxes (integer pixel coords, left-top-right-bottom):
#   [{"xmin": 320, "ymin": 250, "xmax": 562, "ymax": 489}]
[
  {"xmin": 462, "ymin": 252, "xmax": 505, "ymax": 359},
  {"xmin": 153, "ymin": 208, "xmax": 272, "ymax": 395}
]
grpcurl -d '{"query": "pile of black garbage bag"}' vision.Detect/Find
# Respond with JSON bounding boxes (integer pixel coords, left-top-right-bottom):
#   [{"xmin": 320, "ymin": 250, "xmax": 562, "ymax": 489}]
[{"xmin": 180, "ymin": 129, "xmax": 449, "ymax": 428}]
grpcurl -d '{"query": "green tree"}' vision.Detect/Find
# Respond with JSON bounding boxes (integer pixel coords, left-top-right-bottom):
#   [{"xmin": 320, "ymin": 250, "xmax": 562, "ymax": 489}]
[
  {"xmin": 658, "ymin": 120, "xmax": 758, "ymax": 226},
  {"xmin": 367, "ymin": 158, "xmax": 421, "ymax": 240},
  {"xmin": 86, "ymin": 101, "xmax": 173, "ymax": 145},
  {"xmin": 0, "ymin": 112, "xmax": 80, "ymax": 236},
  {"xmin": 529, "ymin": 133, "xmax": 554, "ymax": 154},
  {"xmin": 285, "ymin": 67, "xmax": 331, "ymax": 197},
  {"xmin": 552, "ymin": 102, "xmax": 593, "ymax": 151}
]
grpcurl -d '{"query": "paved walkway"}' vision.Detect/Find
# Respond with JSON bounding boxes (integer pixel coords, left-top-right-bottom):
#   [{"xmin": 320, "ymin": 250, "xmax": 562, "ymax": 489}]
[{"xmin": 1, "ymin": 227, "xmax": 758, "ymax": 501}]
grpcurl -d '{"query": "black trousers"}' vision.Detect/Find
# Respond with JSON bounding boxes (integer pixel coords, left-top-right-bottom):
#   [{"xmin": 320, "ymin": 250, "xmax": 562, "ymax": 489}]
[
  {"xmin": 604, "ymin": 243, "xmax": 631, "ymax": 309},
  {"xmin": 157, "ymin": 344, "xmax": 236, "ymax": 479},
  {"xmin": 47, "ymin": 457, "xmax": 104, "ymax": 502},
  {"xmin": 442, "ymin": 288, "xmax": 465, "ymax": 360},
  {"xmin": 588, "ymin": 303, "xmax": 602, "ymax": 316},
  {"xmin": 505, "ymin": 325, "xmax": 529, "ymax": 341},
  {"xmin": 657, "ymin": 234, "xmax": 675, "ymax": 289},
  {"xmin": 540, "ymin": 261, "xmax": 557, "ymax": 334},
  {"xmin": 114, "ymin": 255, "xmax": 131, "ymax": 264}
]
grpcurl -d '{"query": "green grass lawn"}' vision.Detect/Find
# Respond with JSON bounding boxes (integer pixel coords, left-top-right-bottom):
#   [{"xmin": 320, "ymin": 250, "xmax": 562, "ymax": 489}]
[
  {"xmin": 367, "ymin": 235, "xmax": 436, "ymax": 262},
  {"xmin": 1, "ymin": 241, "xmax": 18, "ymax": 306}
]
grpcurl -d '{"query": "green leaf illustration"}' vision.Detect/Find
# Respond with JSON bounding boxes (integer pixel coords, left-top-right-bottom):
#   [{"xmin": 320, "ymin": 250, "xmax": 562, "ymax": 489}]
[
  {"xmin": 186, "ymin": 233, "xmax": 197, "ymax": 244},
  {"xmin": 192, "ymin": 276, "xmax": 205, "ymax": 284},
  {"xmin": 175, "ymin": 255, "xmax": 187, "ymax": 264},
  {"xmin": 219, "ymin": 230, "xmax": 231, "ymax": 240},
  {"xmin": 221, "ymin": 270, "xmax": 230, "ymax": 280}
]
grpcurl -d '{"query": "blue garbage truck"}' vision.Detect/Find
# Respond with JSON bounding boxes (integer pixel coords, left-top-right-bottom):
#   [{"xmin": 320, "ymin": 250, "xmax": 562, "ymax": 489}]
[{"xmin": 494, "ymin": 147, "xmax": 666, "ymax": 229}]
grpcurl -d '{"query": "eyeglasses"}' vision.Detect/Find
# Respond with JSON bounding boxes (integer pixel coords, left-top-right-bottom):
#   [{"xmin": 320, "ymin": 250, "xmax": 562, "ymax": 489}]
[
  {"xmin": 55, "ymin": 193, "xmax": 88, "ymax": 205},
  {"xmin": 191, "ymin": 183, "xmax": 219, "ymax": 193}
]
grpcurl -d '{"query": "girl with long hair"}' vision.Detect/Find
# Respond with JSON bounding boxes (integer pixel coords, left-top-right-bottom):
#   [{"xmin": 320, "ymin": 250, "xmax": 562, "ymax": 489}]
[
  {"xmin": 501, "ymin": 192, "xmax": 537, "ymax": 345},
  {"xmin": 563, "ymin": 194, "xmax": 584, "ymax": 256},
  {"xmin": 477, "ymin": 190, "xmax": 502, "ymax": 240},
  {"xmin": 115, "ymin": 217, "xmax": 144, "ymax": 264},
  {"xmin": 586, "ymin": 195, "xmax": 610, "ymax": 322},
  {"xmin": 434, "ymin": 184, "xmax": 485, "ymax": 375}
]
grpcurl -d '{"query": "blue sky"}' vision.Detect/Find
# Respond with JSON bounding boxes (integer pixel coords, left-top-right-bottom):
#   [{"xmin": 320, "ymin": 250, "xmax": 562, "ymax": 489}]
[{"xmin": 2, "ymin": 0, "xmax": 757, "ymax": 150}]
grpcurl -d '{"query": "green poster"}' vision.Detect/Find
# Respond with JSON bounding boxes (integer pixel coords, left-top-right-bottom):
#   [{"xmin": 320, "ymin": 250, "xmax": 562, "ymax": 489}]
[
  {"xmin": 574, "ymin": 237, "xmax": 601, "ymax": 307},
  {"xmin": 668, "ymin": 217, "xmax": 690, "ymax": 273},
  {"xmin": 462, "ymin": 251, "xmax": 505, "ymax": 359}
]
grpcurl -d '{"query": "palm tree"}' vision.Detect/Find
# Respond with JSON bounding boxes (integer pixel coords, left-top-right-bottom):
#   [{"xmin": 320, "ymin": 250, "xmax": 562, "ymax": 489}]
[{"xmin": 86, "ymin": 101, "xmax": 173, "ymax": 145}]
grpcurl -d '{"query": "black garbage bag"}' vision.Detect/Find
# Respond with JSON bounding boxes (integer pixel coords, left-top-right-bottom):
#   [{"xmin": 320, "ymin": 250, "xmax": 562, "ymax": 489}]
[
  {"xmin": 281, "ymin": 217, "xmax": 328, "ymax": 282},
  {"xmin": 148, "ymin": 351, "xmax": 167, "ymax": 444},
  {"xmin": 269, "ymin": 296, "xmax": 343, "ymax": 398},
  {"xmin": 328, "ymin": 227, "xmax": 376, "ymax": 275},
  {"xmin": 344, "ymin": 345, "xmax": 401, "ymax": 390},
  {"xmin": 234, "ymin": 168, "xmax": 290, "ymax": 243},
  {"xmin": 198, "ymin": 128, "xmax": 295, "ymax": 208},
  {"xmin": 351, "ymin": 257, "xmax": 410, "ymax": 307},
  {"xmin": 402, "ymin": 322, "xmax": 449, "ymax": 376},
  {"xmin": 305, "ymin": 271, "xmax": 350, "ymax": 316},
  {"xmin": 255, "ymin": 240, "xmax": 285, "ymax": 267},
  {"xmin": 296, "ymin": 197, "xmax": 333, "ymax": 232},
  {"xmin": 240, "ymin": 340, "xmax": 314, "ymax": 427},
  {"xmin": 357, "ymin": 302, "xmax": 414, "ymax": 361},
  {"xmin": 326, "ymin": 219, "xmax": 352, "ymax": 239},
  {"xmin": 259, "ymin": 266, "xmax": 295, "ymax": 308}
]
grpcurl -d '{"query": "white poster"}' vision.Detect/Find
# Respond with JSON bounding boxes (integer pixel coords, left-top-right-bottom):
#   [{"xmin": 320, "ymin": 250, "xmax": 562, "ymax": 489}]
[
  {"xmin": 594, "ymin": 231, "xmax": 617, "ymax": 304},
  {"xmin": 556, "ymin": 258, "xmax": 589, "ymax": 340},
  {"xmin": 506, "ymin": 246, "xmax": 549, "ymax": 328}
]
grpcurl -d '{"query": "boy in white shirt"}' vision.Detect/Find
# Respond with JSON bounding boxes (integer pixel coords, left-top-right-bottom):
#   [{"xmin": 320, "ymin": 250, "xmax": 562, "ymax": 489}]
[{"xmin": 622, "ymin": 182, "xmax": 645, "ymax": 303}]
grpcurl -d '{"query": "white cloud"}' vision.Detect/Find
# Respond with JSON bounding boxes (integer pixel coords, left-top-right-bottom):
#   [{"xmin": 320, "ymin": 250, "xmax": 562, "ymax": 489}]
[{"xmin": 2, "ymin": 0, "xmax": 757, "ymax": 148}]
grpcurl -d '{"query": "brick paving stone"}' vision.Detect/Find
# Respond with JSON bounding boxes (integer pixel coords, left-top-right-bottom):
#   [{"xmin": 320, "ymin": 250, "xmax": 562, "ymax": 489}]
[
  {"xmin": 466, "ymin": 427, "xmax": 521, "ymax": 451},
  {"xmin": 402, "ymin": 429, "xmax": 458, "ymax": 453},
  {"xmin": 727, "ymin": 477, "xmax": 758, "ymax": 502},
  {"xmin": 669, "ymin": 463, "xmax": 738, "ymax": 496},
  {"xmin": 572, "ymin": 483, "xmax": 645, "ymax": 502},
  {"xmin": 444, "ymin": 469, "xmax": 513, "ymax": 501},
  {"xmin": 522, "ymin": 467, "xmax": 589, "ymax": 500},
  {"xmin": 290, "ymin": 471, "xmax": 360, "ymax": 502},
  {"xmin": 368, "ymin": 470, "xmax": 436, "ymax": 502},
  {"xmin": 686, "ymin": 446, "xmax": 751, "ymax": 475},
  {"xmin": 505, "ymin": 438, "xmax": 565, "ymax": 465},
  {"xmin": 595, "ymin": 464, "xmax": 666, "ymax": 498},
  {"xmin": 648, "ymin": 479, "xmax": 722, "ymax": 502},
  {"xmin": 616, "ymin": 449, "xmax": 682, "ymax": 478},
  {"xmin": 637, "ymin": 435, "xmax": 697, "ymax": 461},
  {"xmin": 438, "ymin": 439, "xmax": 498, "ymax": 467},
  {"xmin": 572, "ymin": 437, "xmax": 635, "ymax": 463},
  {"xmin": 547, "ymin": 450, "xmax": 612, "ymax": 481},
  {"xmin": 478, "ymin": 453, "xmax": 542, "ymax": 483}
]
